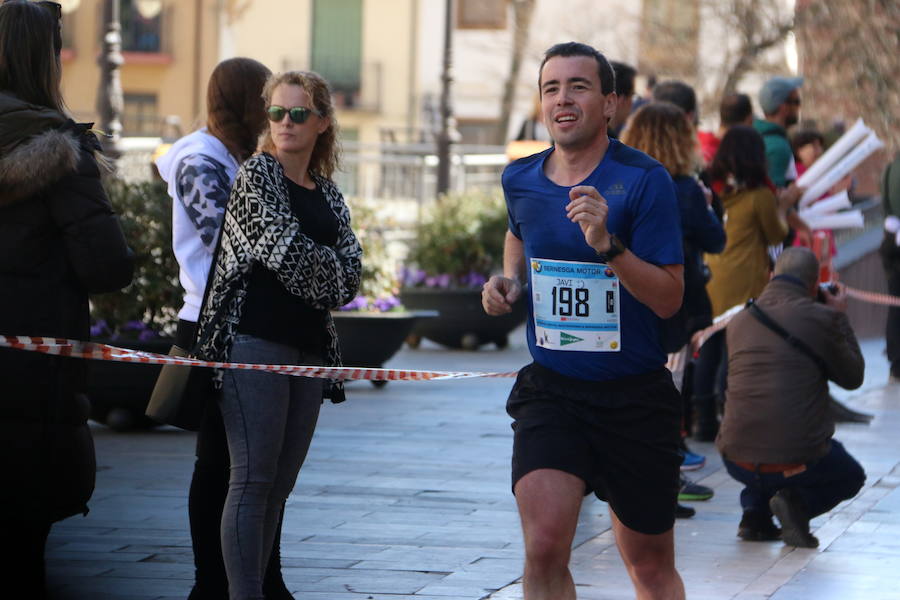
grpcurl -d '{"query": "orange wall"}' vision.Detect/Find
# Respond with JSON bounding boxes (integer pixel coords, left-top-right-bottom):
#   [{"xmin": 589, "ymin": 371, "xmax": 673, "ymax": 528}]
[{"xmin": 60, "ymin": 0, "xmax": 219, "ymax": 134}]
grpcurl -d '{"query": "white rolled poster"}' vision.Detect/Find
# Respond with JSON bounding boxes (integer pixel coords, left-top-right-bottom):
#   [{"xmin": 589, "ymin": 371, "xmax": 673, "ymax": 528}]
[
  {"xmin": 799, "ymin": 190, "xmax": 851, "ymax": 218},
  {"xmin": 796, "ymin": 118, "xmax": 870, "ymax": 189},
  {"xmin": 799, "ymin": 131, "xmax": 884, "ymax": 208},
  {"xmin": 804, "ymin": 210, "xmax": 864, "ymax": 231}
]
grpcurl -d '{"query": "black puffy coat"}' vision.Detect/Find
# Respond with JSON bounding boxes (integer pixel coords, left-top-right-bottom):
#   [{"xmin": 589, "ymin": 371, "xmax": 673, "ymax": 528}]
[{"xmin": 0, "ymin": 91, "xmax": 134, "ymax": 523}]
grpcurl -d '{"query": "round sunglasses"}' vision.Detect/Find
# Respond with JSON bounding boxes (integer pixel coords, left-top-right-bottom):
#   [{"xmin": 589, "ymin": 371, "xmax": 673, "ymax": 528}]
[{"xmin": 266, "ymin": 105, "xmax": 320, "ymax": 124}]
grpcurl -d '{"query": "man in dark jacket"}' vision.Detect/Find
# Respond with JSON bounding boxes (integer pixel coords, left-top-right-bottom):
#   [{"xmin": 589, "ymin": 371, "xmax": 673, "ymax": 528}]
[
  {"xmin": 717, "ymin": 247, "xmax": 865, "ymax": 548},
  {"xmin": 0, "ymin": 89, "xmax": 134, "ymax": 591}
]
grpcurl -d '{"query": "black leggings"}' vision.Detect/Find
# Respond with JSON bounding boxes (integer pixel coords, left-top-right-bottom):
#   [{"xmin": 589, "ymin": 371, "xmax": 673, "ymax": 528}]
[{"xmin": 2, "ymin": 519, "xmax": 51, "ymax": 599}]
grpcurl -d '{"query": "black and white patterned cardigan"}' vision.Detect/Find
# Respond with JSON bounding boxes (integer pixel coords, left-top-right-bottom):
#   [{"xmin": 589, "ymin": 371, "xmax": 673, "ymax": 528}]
[{"xmin": 194, "ymin": 152, "xmax": 362, "ymax": 402}]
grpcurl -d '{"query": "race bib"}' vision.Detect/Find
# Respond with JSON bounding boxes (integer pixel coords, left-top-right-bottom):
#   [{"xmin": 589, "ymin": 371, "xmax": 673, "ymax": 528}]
[{"xmin": 530, "ymin": 257, "xmax": 621, "ymax": 352}]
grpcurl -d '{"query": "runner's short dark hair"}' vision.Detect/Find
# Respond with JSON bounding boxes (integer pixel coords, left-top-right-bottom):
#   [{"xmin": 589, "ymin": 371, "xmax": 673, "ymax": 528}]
[{"xmin": 539, "ymin": 42, "xmax": 615, "ymax": 95}]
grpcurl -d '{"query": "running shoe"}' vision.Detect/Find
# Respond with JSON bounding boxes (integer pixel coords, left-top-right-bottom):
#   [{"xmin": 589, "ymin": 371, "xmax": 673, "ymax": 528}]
[
  {"xmin": 679, "ymin": 447, "xmax": 706, "ymax": 471},
  {"xmin": 678, "ymin": 474, "xmax": 714, "ymax": 501},
  {"xmin": 675, "ymin": 503, "xmax": 695, "ymax": 518}
]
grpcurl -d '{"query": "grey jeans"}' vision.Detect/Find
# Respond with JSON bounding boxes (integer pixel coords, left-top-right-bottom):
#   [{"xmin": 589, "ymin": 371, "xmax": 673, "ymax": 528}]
[{"xmin": 219, "ymin": 334, "xmax": 323, "ymax": 600}]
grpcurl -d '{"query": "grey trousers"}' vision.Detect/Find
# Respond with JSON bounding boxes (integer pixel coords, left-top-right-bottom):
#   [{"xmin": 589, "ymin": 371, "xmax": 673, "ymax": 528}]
[{"xmin": 219, "ymin": 335, "xmax": 323, "ymax": 600}]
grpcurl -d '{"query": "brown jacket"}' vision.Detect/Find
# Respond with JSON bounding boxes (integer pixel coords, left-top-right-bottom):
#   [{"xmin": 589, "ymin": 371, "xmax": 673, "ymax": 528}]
[
  {"xmin": 705, "ymin": 186, "xmax": 788, "ymax": 317},
  {"xmin": 716, "ymin": 277, "xmax": 864, "ymax": 464}
]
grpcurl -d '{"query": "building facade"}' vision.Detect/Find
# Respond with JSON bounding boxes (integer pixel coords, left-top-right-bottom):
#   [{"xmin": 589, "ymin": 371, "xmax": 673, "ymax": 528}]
[
  {"xmin": 59, "ymin": 0, "xmax": 220, "ymax": 137},
  {"xmin": 57, "ymin": 0, "xmax": 802, "ymax": 148}
]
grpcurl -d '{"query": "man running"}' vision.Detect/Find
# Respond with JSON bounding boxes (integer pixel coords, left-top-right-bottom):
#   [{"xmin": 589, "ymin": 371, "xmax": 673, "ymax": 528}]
[{"xmin": 482, "ymin": 42, "xmax": 685, "ymax": 600}]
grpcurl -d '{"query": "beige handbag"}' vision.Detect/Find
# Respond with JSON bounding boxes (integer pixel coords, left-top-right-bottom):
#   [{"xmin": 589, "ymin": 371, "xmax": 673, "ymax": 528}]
[{"xmin": 145, "ymin": 344, "xmax": 213, "ymax": 431}]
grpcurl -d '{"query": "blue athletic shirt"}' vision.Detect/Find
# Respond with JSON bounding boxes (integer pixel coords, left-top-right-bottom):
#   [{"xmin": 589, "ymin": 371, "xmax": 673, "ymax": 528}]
[{"xmin": 503, "ymin": 139, "xmax": 683, "ymax": 381}]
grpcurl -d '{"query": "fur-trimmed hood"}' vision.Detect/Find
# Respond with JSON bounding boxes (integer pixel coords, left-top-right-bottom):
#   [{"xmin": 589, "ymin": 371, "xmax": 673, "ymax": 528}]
[{"xmin": 0, "ymin": 91, "xmax": 83, "ymax": 207}]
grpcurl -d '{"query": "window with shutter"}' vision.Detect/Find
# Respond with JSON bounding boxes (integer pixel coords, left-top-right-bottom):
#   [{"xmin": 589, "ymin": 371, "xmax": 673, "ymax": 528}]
[{"xmin": 311, "ymin": 0, "xmax": 363, "ymax": 98}]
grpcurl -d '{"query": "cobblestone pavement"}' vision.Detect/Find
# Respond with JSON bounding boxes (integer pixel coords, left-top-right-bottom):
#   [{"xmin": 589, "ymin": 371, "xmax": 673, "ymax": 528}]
[{"xmin": 45, "ymin": 332, "xmax": 900, "ymax": 599}]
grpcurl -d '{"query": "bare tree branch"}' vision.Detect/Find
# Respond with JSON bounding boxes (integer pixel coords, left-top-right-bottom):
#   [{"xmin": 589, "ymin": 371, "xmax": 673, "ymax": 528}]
[
  {"xmin": 701, "ymin": 0, "xmax": 795, "ymax": 117},
  {"xmin": 495, "ymin": 0, "xmax": 536, "ymax": 144},
  {"xmin": 797, "ymin": 0, "xmax": 900, "ymax": 154}
]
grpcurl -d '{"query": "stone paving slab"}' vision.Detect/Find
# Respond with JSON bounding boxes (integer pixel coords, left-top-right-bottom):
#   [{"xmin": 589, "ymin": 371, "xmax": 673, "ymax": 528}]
[{"xmin": 45, "ymin": 332, "xmax": 900, "ymax": 599}]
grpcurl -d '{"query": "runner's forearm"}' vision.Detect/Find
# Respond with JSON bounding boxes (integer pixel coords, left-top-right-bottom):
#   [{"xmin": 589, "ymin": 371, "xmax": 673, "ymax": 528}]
[
  {"xmin": 504, "ymin": 231, "xmax": 526, "ymax": 283},
  {"xmin": 608, "ymin": 254, "xmax": 683, "ymax": 319}
]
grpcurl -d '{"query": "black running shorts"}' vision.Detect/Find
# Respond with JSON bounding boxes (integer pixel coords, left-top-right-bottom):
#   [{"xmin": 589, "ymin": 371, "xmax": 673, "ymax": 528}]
[{"xmin": 507, "ymin": 361, "xmax": 683, "ymax": 535}]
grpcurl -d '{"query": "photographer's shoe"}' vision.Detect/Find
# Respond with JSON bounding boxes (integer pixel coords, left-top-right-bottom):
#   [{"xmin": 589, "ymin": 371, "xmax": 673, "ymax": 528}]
[
  {"xmin": 737, "ymin": 510, "xmax": 781, "ymax": 541},
  {"xmin": 769, "ymin": 489, "xmax": 818, "ymax": 548}
]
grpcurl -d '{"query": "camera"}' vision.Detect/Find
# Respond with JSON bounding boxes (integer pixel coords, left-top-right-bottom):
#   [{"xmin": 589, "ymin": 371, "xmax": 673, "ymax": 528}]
[{"xmin": 817, "ymin": 282, "xmax": 838, "ymax": 303}]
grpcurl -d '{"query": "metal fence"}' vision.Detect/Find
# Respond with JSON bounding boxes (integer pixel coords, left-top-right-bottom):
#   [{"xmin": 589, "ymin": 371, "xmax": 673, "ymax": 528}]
[
  {"xmin": 335, "ymin": 142, "xmax": 506, "ymax": 203},
  {"xmin": 333, "ymin": 142, "xmax": 508, "ymax": 263}
]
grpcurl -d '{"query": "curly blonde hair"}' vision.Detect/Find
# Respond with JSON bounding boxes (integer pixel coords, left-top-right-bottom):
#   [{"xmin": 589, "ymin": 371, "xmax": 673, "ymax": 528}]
[
  {"xmin": 260, "ymin": 70, "xmax": 340, "ymax": 179},
  {"xmin": 620, "ymin": 102, "xmax": 698, "ymax": 177}
]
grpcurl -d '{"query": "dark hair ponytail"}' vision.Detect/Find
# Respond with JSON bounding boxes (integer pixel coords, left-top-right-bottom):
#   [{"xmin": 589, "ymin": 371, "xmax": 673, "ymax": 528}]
[
  {"xmin": 0, "ymin": 1, "xmax": 65, "ymax": 113},
  {"xmin": 709, "ymin": 125, "xmax": 768, "ymax": 191},
  {"xmin": 206, "ymin": 57, "xmax": 271, "ymax": 162}
]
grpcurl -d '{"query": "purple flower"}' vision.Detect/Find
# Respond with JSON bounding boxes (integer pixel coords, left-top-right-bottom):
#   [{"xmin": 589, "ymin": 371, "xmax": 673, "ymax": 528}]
[
  {"xmin": 122, "ymin": 320, "xmax": 147, "ymax": 331},
  {"xmin": 340, "ymin": 295, "xmax": 369, "ymax": 311},
  {"xmin": 424, "ymin": 274, "xmax": 452, "ymax": 288},
  {"xmin": 400, "ymin": 266, "xmax": 427, "ymax": 287},
  {"xmin": 374, "ymin": 295, "xmax": 401, "ymax": 312},
  {"xmin": 463, "ymin": 271, "xmax": 487, "ymax": 288},
  {"xmin": 90, "ymin": 319, "xmax": 109, "ymax": 337},
  {"xmin": 138, "ymin": 329, "xmax": 157, "ymax": 342}
]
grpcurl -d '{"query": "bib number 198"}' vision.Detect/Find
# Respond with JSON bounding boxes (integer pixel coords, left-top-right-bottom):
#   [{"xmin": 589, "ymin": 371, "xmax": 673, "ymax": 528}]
[{"xmin": 551, "ymin": 286, "xmax": 590, "ymax": 317}]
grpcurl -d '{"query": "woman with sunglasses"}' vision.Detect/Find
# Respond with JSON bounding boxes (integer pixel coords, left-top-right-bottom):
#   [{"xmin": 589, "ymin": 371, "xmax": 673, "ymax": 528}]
[
  {"xmin": 193, "ymin": 71, "xmax": 361, "ymax": 600},
  {"xmin": 155, "ymin": 57, "xmax": 308, "ymax": 600},
  {"xmin": 0, "ymin": 1, "xmax": 133, "ymax": 595}
]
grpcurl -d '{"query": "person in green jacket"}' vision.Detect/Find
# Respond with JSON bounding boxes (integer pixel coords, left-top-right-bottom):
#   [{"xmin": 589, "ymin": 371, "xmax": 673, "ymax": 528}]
[
  {"xmin": 754, "ymin": 76, "xmax": 803, "ymax": 188},
  {"xmin": 753, "ymin": 76, "xmax": 810, "ymax": 245}
]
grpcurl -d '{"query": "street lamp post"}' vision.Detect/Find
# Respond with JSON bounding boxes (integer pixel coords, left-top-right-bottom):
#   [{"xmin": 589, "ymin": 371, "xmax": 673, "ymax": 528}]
[
  {"xmin": 97, "ymin": 0, "xmax": 123, "ymax": 161},
  {"xmin": 436, "ymin": 0, "xmax": 454, "ymax": 199}
]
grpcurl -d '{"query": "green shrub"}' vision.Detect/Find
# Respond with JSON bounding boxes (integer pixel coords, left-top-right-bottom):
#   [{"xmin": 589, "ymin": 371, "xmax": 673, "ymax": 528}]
[
  {"xmin": 340, "ymin": 198, "xmax": 403, "ymax": 311},
  {"xmin": 401, "ymin": 188, "xmax": 507, "ymax": 288},
  {"xmin": 90, "ymin": 178, "xmax": 180, "ymax": 340}
]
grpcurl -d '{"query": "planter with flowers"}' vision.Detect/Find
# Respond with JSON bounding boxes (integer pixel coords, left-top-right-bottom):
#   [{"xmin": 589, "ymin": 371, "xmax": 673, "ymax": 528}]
[
  {"xmin": 332, "ymin": 199, "xmax": 436, "ymax": 386},
  {"xmin": 88, "ymin": 178, "xmax": 179, "ymax": 430},
  {"xmin": 400, "ymin": 189, "xmax": 526, "ymax": 350}
]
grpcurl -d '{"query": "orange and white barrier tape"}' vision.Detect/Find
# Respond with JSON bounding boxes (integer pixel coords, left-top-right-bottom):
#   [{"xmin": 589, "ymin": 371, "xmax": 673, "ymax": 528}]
[
  {"xmin": 6, "ymin": 284, "xmax": 898, "ymax": 379},
  {"xmin": 845, "ymin": 286, "xmax": 900, "ymax": 307},
  {"xmin": 690, "ymin": 284, "xmax": 900, "ymax": 354},
  {"xmin": 0, "ymin": 335, "xmax": 518, "ymax": 381}
]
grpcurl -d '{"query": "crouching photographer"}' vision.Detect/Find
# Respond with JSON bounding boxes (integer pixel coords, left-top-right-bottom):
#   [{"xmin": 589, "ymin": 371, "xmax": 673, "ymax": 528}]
[{"xmin": 716, "ymin": 247, "xmax": 866, "ymax": 548}]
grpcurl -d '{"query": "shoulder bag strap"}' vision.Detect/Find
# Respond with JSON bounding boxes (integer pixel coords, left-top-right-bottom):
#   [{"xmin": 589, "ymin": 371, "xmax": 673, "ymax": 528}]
[{"xmin": 746, "ymin": 299, "xmax": 829, "ymax": 377}]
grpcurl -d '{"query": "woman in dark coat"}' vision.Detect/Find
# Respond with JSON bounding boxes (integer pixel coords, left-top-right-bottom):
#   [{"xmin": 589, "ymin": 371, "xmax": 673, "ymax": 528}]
[{"xmin": 0, "ymin": 2, "xmax": 134, "ymax": 595}]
